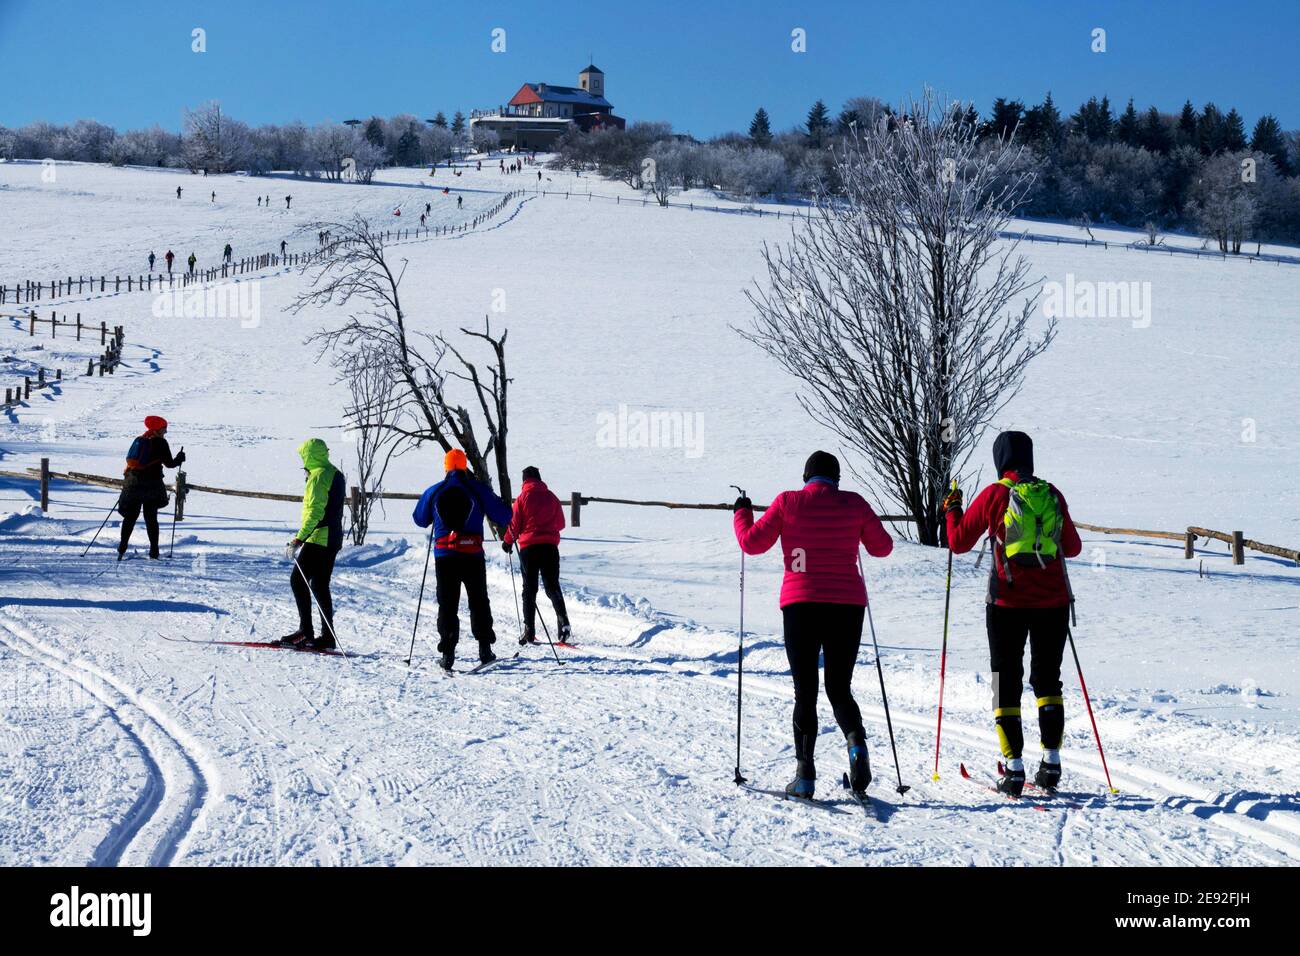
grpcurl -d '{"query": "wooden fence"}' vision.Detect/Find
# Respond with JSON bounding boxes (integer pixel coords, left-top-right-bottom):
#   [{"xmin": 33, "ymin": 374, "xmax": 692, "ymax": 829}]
[
  {"xmin": 0, "ymin": 190, "xmax": 525, "ymax": 306},
  {"xmin": 4, "ymin": 463, "xmax": 1297, "ymax": 566},
  {"xmin": 2, "ymin": 316, "xmax": 125, "ymax": 408}
]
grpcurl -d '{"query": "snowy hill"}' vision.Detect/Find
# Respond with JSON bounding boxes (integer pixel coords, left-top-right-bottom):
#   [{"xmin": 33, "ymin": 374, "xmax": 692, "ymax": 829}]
[{"xmin": 1, "ymin": 159, "xmax": 1298, "ymax": 865}]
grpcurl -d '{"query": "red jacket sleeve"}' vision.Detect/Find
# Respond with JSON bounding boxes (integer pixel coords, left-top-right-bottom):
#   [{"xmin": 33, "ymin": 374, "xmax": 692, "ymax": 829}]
[
  {"xmin": 504, "ymin": 490, "xmax": 525, "ymax": 545},
  {"xmin": 1054, "ymin": 487, "xmax": 1082, "ymax": 559},
  {"xmin": 860, "ymin": 502, "xmax": 894, "ymax": 557},
  {"xmin": 946, "ymin": 483, "xmax": 1000, "ymax": 554},
  {"xmin": 734, "ymin": 493, "xmax": 784, "ymax": 555}
]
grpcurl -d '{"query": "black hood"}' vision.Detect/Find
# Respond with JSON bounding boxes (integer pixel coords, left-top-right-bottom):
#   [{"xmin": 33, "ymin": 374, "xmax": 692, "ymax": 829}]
[
  {"xmin": 993, "ymin": 431, "xmax": 1034, "ymax": 477},
  {"xmin": 803, "ymin": 450, "xmax": 840, "ymax": 484}
]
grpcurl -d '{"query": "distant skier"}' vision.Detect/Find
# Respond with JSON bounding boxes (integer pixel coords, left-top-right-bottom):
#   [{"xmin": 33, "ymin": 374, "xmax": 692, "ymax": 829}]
[
  {"xmin": 425, "ymin": 202, "xmax": 431, "ymax": 215},
  {"xmin": 164, "ymin": 250, "xmax": 174, "ymax": 273},
  {"xmin": 148, "ymin": 251, "xmax": 156, "ymax": 272},
  {"xmin": 176, "ymin": 186, "xmax": 182, "ymax": 199},
  {"xmin": 257, "ymin": 196, "xmax": 262, "ymax": 207},
  {"xmin": 733, "ymin": 451, "xmax": 894, "ymax": 800},
  {"xmin": 223, "ymin": 243, "xmax": 232, "ymax": 264},
  {"xmin": 502, "ymin": 466, "xmax": 570, "ymax": 645},
  {"xmin": 210, "ymin": 190, "xmax": 215, "ymax": 203},
  {"xmin": 280, "ymin": 239, "xmax": 287, "ymax": 256},
  {"xmin": 187, "ymin": 252, "xmax": 196, "ymax": 275},
  {"xmin": 118, "ymin": 416, "xmax": 185, "ymax": 560},
  {"xmin": 412, "ymin": 449, "xmax": 512, "ymax": 670},
  {"xmin": 285, "ymin": 195, "xmax": 292, "ymax": 209},
  {"xmin": 944, "ymin": 431, "xmax": 1082, "ymax": 797},
  {"xmin": 279, "ymin": 438, "xmax": 346, "ymax": 651},
  {"xmin": 457, "ymin": 195, "xmax": 462, "ymax": 208},
  {"xmin": 537, "ymin": 170, "xmax": 542, "ymax": 182}
]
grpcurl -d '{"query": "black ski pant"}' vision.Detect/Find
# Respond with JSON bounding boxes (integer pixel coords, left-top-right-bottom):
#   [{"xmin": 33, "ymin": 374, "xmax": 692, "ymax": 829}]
[
  {"xmin": 519, "ymin": 543, "xmax": 568, "ymax": 635},
  {"xmin": 986, "ymin": 604, "xmax": 1068, "ymax": 759},
  {"xmin": 782, "ymin": 602, "xmax": 867, "ymax": 779},
  {"xmin": 291, "ymin": 543, "xmax": 338, "ymax": 638},
  {"xmin": 435, "ymin": 552, "xmax": 495, "ymax": 654},
  {"xmin": 118, "ymin": 501, "xmax": 160, "ymax": 555}
]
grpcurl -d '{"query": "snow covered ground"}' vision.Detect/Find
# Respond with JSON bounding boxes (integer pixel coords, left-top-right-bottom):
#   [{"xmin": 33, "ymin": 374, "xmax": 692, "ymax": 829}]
[{"xmin": 1, "ymin": 158, "xmax": 1298, "ymax": 865}]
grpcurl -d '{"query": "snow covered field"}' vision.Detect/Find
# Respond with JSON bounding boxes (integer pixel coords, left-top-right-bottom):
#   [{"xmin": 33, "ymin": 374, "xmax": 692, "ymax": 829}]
[{"xmin": 1, "ymin": 158, "xmax": 1298, "ymax": 865}]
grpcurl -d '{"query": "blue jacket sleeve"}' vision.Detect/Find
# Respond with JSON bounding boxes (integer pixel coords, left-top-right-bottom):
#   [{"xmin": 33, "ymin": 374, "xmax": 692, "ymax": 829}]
[
  {"xmin": 473, "ymin": 478, "xmax": 513, "ymax": 526},
  {"xmin": 413, "ymin": 483, "xmax": 439, "ymax": 528}
]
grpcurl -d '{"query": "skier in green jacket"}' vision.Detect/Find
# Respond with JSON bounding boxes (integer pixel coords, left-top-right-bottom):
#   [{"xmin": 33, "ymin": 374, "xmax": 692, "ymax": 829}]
[{"xmin": 280, "ymin": 438, "xmax": 345, "ymax": 650}]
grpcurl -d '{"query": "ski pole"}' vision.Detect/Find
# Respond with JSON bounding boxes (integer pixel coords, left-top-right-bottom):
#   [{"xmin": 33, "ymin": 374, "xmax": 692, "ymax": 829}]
[
  {"xmin": 1067, "ymin": 626, "xmax": 1119, "ymax": 794},
  {"xmin": 934, "ymin": 479, "xmax": 957, "ymax": 781},
  {"xmin": 81, "ymin": 492, "xmax": 123, "ymax": 557},
  {"xmin": 730, "ymin": 484, "xmax": 747, "ymax": 785},
  {"xmin": 292, "ymin": 545, "xmax": 344, "ymax": 652},
  {"xmin": 405, "ymin": 526, "xmax": 435, "ymax": 665},
  {"xmin": 534, "ymin": 581, "xmax": 563, "ymax": 665},
  {"xmin": 860, "ymin": 552, "xmax": 910, "ymax": 796}
]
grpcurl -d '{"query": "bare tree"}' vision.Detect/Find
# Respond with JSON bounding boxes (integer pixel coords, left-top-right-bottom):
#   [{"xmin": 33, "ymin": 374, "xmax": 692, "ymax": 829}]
[
  {"xmin": 338, "ymin": 346, "xmax": 401, "ymax": 545},
  {"xmin": 740, "ymin": 89, "xmax": 1056, "ymax": 546},
  {"xmin": 289, "ymin": 216, "xmax": 512, "ymax": 501}
]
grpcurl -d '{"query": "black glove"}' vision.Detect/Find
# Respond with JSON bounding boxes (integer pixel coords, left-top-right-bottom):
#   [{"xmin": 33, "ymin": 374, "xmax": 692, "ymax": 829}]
[
  {"xmin": 174, "ymin": 451, "xmax": 187, "ymax": 466},
  {"xmin": 502, "ymin": 539, "xmax": 513, "ymax": 554},
  {"xmin": 732, "ymin": 495, "xmax": 752, "ymax": 513}
]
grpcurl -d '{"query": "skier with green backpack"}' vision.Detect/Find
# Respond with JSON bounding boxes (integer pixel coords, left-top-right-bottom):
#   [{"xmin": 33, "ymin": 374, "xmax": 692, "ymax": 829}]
[{"xmin": 943, "ymin": 431, "xmax": 1082, "ymax": 796}]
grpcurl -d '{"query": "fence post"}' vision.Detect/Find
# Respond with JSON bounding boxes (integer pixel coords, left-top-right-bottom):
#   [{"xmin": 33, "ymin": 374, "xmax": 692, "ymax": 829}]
[
  {"xmin": 350, "ymin": 485, "xmax": 361, "ymax": 530},
  {"xmin": 39, "ymin": 458, "xmax": 50, "ymax": 512},
  {"xmin": 1231, "ymin": 531, "xmax": 1244, "ymax": 565},
  {"xmin": 570, "ymin": 492, "xmax": 582, "ymax": 527},
  {"xmin": 1184, "ymin": 531, "xmax": 1195, "ymax": 559},
  {"xmin": 175, "ymin": 471, "xmax": 187, "ymax": 521}
]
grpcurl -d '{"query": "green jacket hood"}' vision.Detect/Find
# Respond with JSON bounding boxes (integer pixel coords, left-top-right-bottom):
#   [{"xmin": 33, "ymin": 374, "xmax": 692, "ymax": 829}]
[{"xmin": 298, "ymin": 438, "xmax": 331, "ymax": 471}]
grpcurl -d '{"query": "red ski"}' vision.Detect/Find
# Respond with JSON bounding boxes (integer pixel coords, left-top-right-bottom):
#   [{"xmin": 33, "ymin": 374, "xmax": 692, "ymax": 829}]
[
  {"xmin": 159, "ymin": 634, "xmax": 348, "ymax": 657},
  {"xmin": 958, "ymin": 763, "xmax": 1049, "ymax": 812}
]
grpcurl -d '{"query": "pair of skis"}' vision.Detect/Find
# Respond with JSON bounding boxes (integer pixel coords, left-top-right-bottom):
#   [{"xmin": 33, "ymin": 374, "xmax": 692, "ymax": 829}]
[
  {"xmin": 441, "ymin": 651, "xmax": 519, "ymax": 676},
  {"xmin": 959, "ymin": 762, "xmax": 1084, "ymax": 810},
  {"xmin": 160, "ymin": 635, "xmax": 351, "ymax": 657},
  {"xmin": 743, "ymin": 775, "xmax": 881, "ymax": 821}
]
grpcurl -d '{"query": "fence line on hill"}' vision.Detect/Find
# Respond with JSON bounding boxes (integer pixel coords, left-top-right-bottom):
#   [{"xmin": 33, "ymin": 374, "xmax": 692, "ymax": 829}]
[
  {"xmin": 0, "ymin": 190, "xmax": 525, "ymax": 306},
  {"xmin": 4, "ymin": 463, "xmax": 1296, "ymax": 566},
  {"xmin": 1, "ymin": 315, "xmax": 125, "ymax": 408}
]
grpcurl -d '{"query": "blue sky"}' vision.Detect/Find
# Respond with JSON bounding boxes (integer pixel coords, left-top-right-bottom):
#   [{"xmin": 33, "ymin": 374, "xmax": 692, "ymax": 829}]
[{"xmin": 1, "ymin": 0, "xmax": 1296, "ymax": 136}]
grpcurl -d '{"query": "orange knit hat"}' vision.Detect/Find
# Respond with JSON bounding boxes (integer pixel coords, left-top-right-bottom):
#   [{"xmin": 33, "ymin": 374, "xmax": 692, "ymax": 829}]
[{"xmin": 444, "ymin": 448, "xmax": 468, "ymax": 472}]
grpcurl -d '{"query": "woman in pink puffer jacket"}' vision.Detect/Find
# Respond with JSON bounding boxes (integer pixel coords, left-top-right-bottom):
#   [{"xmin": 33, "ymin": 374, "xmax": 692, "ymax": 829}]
[{"xmin": 733, "ymin": 450, "xmax": 893, "ymax": 799}]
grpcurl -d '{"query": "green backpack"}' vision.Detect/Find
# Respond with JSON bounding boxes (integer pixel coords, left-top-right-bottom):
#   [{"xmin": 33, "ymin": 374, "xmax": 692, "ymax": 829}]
[{"xmin": 998, "ymin": 477, "xmax": 1063, "ymax": 566}]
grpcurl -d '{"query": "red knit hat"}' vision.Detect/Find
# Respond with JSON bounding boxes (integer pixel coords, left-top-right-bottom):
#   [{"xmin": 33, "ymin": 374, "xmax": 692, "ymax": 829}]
[
  {"xmin": 144, "ymin": 415, "xmax": 168, "ymax": 432},
  {"xmin": 444, "ymin": 448, "xmax": 468, "ymax": 472}
]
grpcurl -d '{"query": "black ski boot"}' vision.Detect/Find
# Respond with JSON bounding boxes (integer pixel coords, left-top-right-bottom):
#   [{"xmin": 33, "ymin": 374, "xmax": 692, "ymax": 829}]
[
  {"xmin": 277, "ymin": 630, "xmax": 310, "ymax": 647},
  {"xmin": 785, "ymin": 736, "xmax": 815, "ymax": 799},
  {"xmin": 518, "ymin": 627, "xmax": 536, "ymax": 646},
  {"xmin": 785, "ymin": 776, "xmax": 815, "ymax": 799},
  {"xmin": 117, "ymin": 543, "xmax": 128, "ymax": 561},
  {"xmin": 439, "ymin": 651, "xmax": 454, "ymax": 672},
  {"xmin": 997, "ymin": 764, "xmax": 1026, "ymax": 798},
  {"xmin": 846, "ymin": 731, "xmax": 872, "ymax": 795},
  {"xmin": 478, "ymin": 643, "xmax": 497, "ymax": 665},
  {"xmin": 304, "ymin": 635, "xmax": 336, "ymax": 652},
  {"xmin": 1034, "ymin": 759, "xmax": 1062, "ymax": 793},
  {"xmin": 558, "ymin": 621, "xmax": 572, "ymax": 643}
]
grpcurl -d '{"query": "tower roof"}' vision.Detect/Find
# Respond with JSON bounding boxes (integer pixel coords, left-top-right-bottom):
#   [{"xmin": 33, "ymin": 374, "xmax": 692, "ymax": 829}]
[{"xmin": 580, "ymin": 63, "xmax": 603, "ymax": 74}]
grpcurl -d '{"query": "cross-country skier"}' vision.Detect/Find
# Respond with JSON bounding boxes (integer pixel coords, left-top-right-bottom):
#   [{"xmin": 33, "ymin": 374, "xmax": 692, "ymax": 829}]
[
  {"xmin": 502, "ymin": 466, "xmax": 570, "ymax": 645},
  {"xmin": 280, "ymin": 239, "xmax": 287, "ymax": 256},
  {"xmin": 176, "ymin": 186, "xmax": 182, "ymax": 199},
  {"xmin": 148, "ymin": 251, "xmax": 156, "ymax": 271},
  {"xmin": 733, "ymin": 451, "xmax": 894, "ymax": 800},
  {"xmin": 223, "ymin": 243, "xmax": 232, "ymax": 264},
  {"xmin": 457, "ymin": 195, "xmax": 463, "ymax": 208},
  {"xmin": 944, "ymin": 431, "xmax": 1082, "ymax": 796},
  {"xmin": 279, "ymin": 439, "xmax": 345, "ymax": 651},
  {"xmin": 187, "ymin": 252, "xmax": 196, "ymax": 275},
  {"xmin": 210, "ymin": 190, "xmax": 215, "ymax": 202},
  {"xmin": 412, "ymin": 449, "xmax": 512, "ymax": 670},
  {"xmin": 165, "ymin": 250, "xmax": 174, "ymax": 273},
  {"xmin": 285, "ymin": 195, "xmax": 292, "ymax": 209},
  {"xmin": 118, "ymin": 416, "xmax": 185, "ymax": 560}
]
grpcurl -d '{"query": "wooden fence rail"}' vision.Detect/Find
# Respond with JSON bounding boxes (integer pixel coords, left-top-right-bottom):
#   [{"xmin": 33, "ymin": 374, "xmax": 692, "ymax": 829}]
[
  {"xmin": 2, "ymin": 316, "xmax": 126, "ymax": 407},
  {"xmin": 3, "ymin": 465, "xmax": 1297, "ymax": 566},
  {"xmin": 0, "ymin": 191, "xmax": 524, "ymax": 306}
]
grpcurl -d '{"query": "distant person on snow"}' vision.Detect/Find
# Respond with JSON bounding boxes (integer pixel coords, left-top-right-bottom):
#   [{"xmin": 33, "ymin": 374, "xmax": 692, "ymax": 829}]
[
  {"xmin": 164, "ymin": 250, "xmax": 174, "ymax": 273},
  {"xmin": 176, "ymin": 186, "xmax": 182, "ymax": 199},
  {"xmin": 210, "ymin": 191, "xmax": 215, "ymax": 202},
  {"xmin": 118, "ymin": 416, "xmax": 185, "ymax": 560},
  {"xmin": 944, "ymin": 431, "xmax": 1082, "ymax": 797},
  {"xmin": 257, "ymin": 196, "xmax": 262, "ymax": 207},
  {"xmin": 457, "ymin": 195, "xmax": 462, "ymax": 208},
  {"xmin": 425, "ymin": 202, "xmax": 431, "ymax": 215},
  {"xmin": 279, "ymin": 438, "xmax": 346, "ymax": 651},
  {"xmin": 503, "ymin": 466, "xmax": 571, "ymax": 645},
  {"xmin": 148, "ymin": 251, "xmax": 156, "ymax": 272},
  {"xmin": 223, "ymin": 243, "xmax": 232, "ymax": 263},
  {"xmin": 280, "ymin": 239, "xmax": 287, "ymax": 256},
  {"xmin": 285, "ymin": 195, "xmax": 292, "ymax": 209},
  {"xmin": 187, "ymin": 252, "xmax": 196, "ymax": 275},
  {"xmin": 733, "ymin": 450, "xmax": 894, "ymax": 800},
  {"xmin": 412, "ymin": 449, "xmax": 512, "ymax": 671}
]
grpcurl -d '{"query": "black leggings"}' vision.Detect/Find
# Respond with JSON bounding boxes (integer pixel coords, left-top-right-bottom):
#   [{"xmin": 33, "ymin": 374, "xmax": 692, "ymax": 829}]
[
  {"xmin": 519, "ymin": 543, "xmax": 569, "ymax": 634},
  {"xmin": 119, "ymin": 501, "xmax": 160, "ymax": 554},
  {"xmin": 291, "ymin": 543, "xmax": 338, "ymax": 637},
  {"xmin": 782, "ymin": 602, "xmax": 866, "ymax": 777},
  {"xmin": 435, "ymin": 552, "xmax": 495, "ymax": 652},
  {"xmin": 986, "ymin": 604, "xmax": 1068, "ymax": 759}
]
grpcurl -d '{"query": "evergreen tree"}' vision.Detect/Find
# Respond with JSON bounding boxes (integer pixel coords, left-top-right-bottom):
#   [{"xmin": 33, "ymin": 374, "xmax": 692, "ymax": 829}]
[
  {"xmin": 1071, "ymin": 96, "xmax": 1113, "ymax": 142},
  {"xmin": 1197, "ymin": 103, "xmax": 1224, "ymax": 154},
  {"xmin": 1139, "ymin": 106, "xmax": 1171, "ymax": 154},
  {"xmin": 806, "ymin": 99, "xmax": 831, "ymax": 147},
  {"xmin": 1116, "ymin": 98, "xmax": 1141, "ymax": 146},
  {"xmin": 986, "ymin": 97, "xmax": 1025, "ymax": 142},
  {"xmin": 395, "ymin": 122, "xmax": 420, "ymax": 166},
  {"xmin": 1176, "ymin": 100, "xmax": 1198, "ymax": 145},
  {"xmin": 451, "ymin": 111, "xmax": 466, "ymax": 135},
  {"xmin": 748, "ymin": 107, "xmax": 773, "ymax": 147},
  {"xmin": 364, "ymin": 116, "xmax": 385, "ymax": 149},
  {"xmin": 433, "ymin": 112, "xmax": 448, "ymax": 129},
  {"xmin": 1222, "ymin": 108, "xmax": 1247, "ymax": 151},
  {"xmin": 1251, "ymin": 114, "xmax": 1290, "ymax": 174}
]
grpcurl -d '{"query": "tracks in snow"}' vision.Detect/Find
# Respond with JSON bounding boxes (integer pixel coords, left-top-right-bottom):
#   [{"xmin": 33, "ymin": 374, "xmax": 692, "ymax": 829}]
[{"xmin": 0, "ymin": 611, "xmax": 213, "ymax": 866}]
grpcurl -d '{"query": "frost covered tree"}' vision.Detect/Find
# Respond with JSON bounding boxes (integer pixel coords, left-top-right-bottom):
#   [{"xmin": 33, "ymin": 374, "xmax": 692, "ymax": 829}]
[
  {"xmin": 182, "ymin": 102, "xmax": 249, "ymax": 173},
  {"xmin": 741, "ymin": 89, "xmax": 1056, "ymax": 545},
  {"xmin": 309, "ymin": 122, "xmax": 354, "ymax": 180}
]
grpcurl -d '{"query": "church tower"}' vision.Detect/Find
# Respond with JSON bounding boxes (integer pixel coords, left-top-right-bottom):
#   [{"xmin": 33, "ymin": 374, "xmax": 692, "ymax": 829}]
[{"xmin": 578, "ymin": 63, "xmax": 604, "ymax": 98}]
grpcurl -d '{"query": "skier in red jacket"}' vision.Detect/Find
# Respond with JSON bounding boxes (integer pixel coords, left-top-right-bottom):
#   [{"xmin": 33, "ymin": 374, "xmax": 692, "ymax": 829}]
[
  {"xmin": 502, "ymin": 466, "xmax": 571, "ymax": 645},
  {"xmin": 945, "ymin": 431, "xmax": 1082, "ymax": 796},
  {"xmin": 733, "ymin": 451, "xmax": 893, "ymax": 800}
]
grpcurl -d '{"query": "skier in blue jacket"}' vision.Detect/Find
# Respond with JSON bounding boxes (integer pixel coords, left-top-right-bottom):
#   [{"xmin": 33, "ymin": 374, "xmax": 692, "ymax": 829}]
[{"xmin": 413, "ymin": 449, "xmax": 513, "ymax": 669}]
